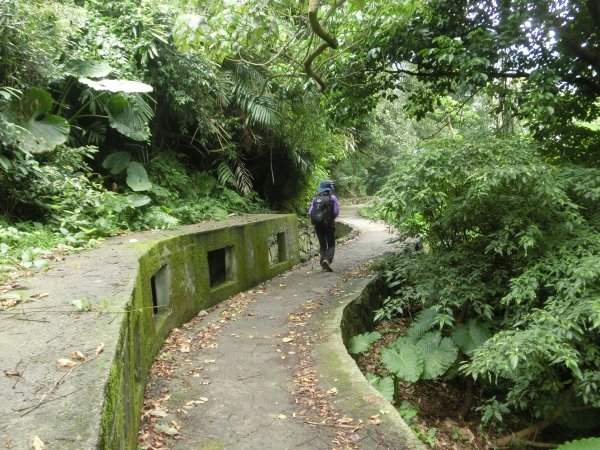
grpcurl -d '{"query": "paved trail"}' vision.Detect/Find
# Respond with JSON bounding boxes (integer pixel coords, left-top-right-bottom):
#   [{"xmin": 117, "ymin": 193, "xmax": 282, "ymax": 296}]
[{"xmin": 139, "ymin": 206, "xmax": 423, "ymax": 450}]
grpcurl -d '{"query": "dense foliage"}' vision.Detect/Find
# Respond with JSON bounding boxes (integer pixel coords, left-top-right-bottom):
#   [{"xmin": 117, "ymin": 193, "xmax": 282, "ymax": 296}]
[
  {"xmin": 370, "ymin": 133, "xmax": 600, "ymax": 442},
  {"xmin": 2, "ymin": 0, "xmax": 600, "ymax": 445},
  {"xmin": 0, "ymin": 0, "xmax": 356, "ymax": 280}
]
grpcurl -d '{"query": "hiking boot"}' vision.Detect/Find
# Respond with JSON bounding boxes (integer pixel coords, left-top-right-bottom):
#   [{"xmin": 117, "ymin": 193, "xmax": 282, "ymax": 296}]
[{"xmin": 321, "ymin": 260, "xmax": 333, "ymax": 272}]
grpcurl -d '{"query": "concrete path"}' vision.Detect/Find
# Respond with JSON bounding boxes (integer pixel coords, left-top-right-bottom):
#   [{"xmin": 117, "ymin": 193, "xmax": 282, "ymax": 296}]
[{"xmin": 139, "ymin": 207, "xmax": 424, "ymax": 450}]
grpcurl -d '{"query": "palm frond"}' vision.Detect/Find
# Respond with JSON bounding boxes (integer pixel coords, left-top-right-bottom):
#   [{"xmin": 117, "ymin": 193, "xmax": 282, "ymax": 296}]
[
  {"xmin": 217, "ymin": 159, "xmax": 254, "ymax": 196},
  {"xmin": 217, "ymin": 161, "xmax": 236, "ymax": 188},
  {"xmin": 217, "ymin": 65, "xmax": 281, "ymax": 127},
  {"xmin": 234, "ymin": 159, "xmax": 253, "ymax": 195}
]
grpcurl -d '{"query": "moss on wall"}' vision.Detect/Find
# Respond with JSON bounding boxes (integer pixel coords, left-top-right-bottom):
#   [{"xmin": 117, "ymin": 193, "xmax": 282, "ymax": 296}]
[{"xmin": 99, "ymin": 215, "xmax": 299, "ymax": 449}]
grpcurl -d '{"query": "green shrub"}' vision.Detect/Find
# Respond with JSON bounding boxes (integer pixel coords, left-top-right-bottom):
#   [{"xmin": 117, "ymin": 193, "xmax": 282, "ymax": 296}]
[{"xmin": 376, "ymin": 134, "xmax": 600, "ymax": 428}]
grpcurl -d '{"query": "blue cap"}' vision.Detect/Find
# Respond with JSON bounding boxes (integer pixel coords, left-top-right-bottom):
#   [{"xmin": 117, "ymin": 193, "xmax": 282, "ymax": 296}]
[{"xmin": 317, "ymin": 180, "xmax": 334, "ymax": 194}]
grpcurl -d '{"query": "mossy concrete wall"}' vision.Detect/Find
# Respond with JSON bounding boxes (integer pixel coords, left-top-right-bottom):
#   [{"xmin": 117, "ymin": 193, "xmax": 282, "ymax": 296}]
[
  {"xmin": 0, "ymin": 214, "xmax": 298, "ymax": 450},
  {"xmin": 339, "ymin": 275, "xmax": 390, "ymax": 345},
  {"xmin": 101, "ymin": 215, "xmax": 299, "ymax": 449}
]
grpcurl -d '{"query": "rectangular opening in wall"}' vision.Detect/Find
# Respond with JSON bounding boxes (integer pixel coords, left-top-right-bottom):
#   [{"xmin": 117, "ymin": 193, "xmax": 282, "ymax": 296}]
[
  {"xmin": 208, "ymin": 246, "xmax": 234, "ymax": 287},
  {"xmin": 268, "ymin": 232, "xmax": 287, "ymax": 265},
  {"xmin": 276, "ymin": 232, "xmax": 287, "ymax": 264},
  {"xmin": 150, "ymin": 264, "xmax": 170, "ymax": 316}
]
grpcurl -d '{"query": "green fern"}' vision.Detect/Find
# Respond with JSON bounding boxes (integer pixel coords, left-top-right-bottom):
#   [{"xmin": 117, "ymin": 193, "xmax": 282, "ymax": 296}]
[
  {"xmin": 416, "ymin": 331, "xmax": 459, "ymax": 379},
  {"xmin": 217, "ymin": 160, "xmax": 254, "ymax": 195},
  {"xmin": 348, "ymin": 331, "xmax": 382, "ymax": 354},
  {"xmin": 217, "ymin": 161, "xmax": 236, "ymax": 188},
  {"xmin": 406, "ymin": 307, "xmax": 437, "ymax": 343},
  {"xmin": 105, "ymin": 93, "xmax": 153, "ymax": 141}
]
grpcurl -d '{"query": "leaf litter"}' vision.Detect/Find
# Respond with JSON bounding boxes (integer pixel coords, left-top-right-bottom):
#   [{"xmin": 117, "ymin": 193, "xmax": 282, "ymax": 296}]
[{"xmin": 138, "ymin": 286, "xmax": 261, "ymax": 449}]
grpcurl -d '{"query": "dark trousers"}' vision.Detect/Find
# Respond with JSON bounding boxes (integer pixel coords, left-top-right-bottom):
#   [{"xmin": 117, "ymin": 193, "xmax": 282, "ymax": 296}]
[{"xmin": 315, "ymin": 223, "xmax": 336, "ymax": 263}]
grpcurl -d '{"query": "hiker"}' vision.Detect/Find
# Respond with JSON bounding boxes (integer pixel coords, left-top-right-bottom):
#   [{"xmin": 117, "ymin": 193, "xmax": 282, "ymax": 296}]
[{"xmin": 308, "ymin": 180, "xmax": 339, "ymax": 272}]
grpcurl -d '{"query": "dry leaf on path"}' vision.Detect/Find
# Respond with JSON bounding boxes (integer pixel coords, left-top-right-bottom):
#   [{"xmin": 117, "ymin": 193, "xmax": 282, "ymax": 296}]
[
  {"xmin": 96, "ymin": 342, "xmax": 105, "ymax": 355},
  {"xmin": 150, "ymin": 408, "xmax": 168, "ymax": 417},
  {"xmin": 70, "ymin": 350, "xmax": 85, "ymax": 360},
  {"xmin": 368, "ymin": 414, "xmax": 381, "ymax": 425},
  {"xmin": 282, "ymin": 337, "xmax": 294, "ymax": 343},
  {"xmin": 56, "ymin": 358, "xmax": 78, "ymax": 368},
  {"xmin": 32, "ymin": 436, "xmax": 45, "ymax": 450},
  {"xmin": 154, "ymin": 423, "xmax": 179, "ymax": 437}
]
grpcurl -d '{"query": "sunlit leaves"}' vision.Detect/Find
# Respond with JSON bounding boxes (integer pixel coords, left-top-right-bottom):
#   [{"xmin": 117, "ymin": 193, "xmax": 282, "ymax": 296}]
[
  {"xmin": 102, "ymin": 151, "xmax": 131, "ymax": 175},
  {"xmin": 555, "ymin": 438, "xmax": 600, "ymax": 450},
  {"xmin": 416, "ymin": 332, "xmax": 458, "ymax": 379},
  {"xmin": 126, "ymin": 162, "xmax": 152, "ymax": 192},
  {"xmin": 79, "ymin": 78, "xmax": 153, "ymax": 94},
  {"xmin": 452, "ymin": 320, "xmax": 491, "ymax": 356}
]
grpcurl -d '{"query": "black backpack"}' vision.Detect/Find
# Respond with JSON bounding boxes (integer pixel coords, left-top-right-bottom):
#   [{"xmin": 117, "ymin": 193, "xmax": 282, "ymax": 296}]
[{"xmin": 310, "ymin": 194, "xmax": 333, "ymax": 225}]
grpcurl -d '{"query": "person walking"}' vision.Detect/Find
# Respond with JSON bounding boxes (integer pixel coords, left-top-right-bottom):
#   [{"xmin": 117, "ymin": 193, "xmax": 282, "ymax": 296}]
[{"xmin": 308, "ymin": 180, "xmax": 339, "ymax": 272}]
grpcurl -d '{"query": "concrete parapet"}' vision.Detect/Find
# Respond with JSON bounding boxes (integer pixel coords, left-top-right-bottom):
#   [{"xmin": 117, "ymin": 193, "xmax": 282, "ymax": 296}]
[{"xmin": 0, "ymin": 215, "xmax": 299, "ymax": 450}]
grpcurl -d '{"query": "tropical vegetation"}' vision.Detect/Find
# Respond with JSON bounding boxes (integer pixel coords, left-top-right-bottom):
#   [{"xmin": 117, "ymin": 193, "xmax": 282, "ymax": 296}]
[{"xmin": 1, "ymin": 0, "xmax": 599, "ymax": 447}]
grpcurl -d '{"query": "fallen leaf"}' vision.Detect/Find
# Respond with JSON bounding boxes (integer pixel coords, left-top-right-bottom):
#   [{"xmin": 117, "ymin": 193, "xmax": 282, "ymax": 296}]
[
  {"xmin": 37, "ymin": 293, "xmax": 49, "ymax": 299},
  {"xmin": 32, "ymin": 436, "xmax": 45, "ymax": 450},
  {"xmin": 184, "ymin": 400, "xmax": 203, "ymax": 408},
  {"xmin": 56, "ymin": 358, "xmax": 78, "ymax": 368},
  {"xmin": 276, "ymin": 414, "xmax": 287, "ymax": 420},
  {"xmin": 5, "ymin": 370, "xmax": 21, "ymax": 377},
  {"xmin": 154, "ymin": 423, "xmax": 179, "ymax": 437},
  {"xmin": 326, "ymin": 387, "xmax": 338, "ymax": 396},
  {"xmin": 199, "ymin": 397, "xmax": 209, "ymax": 402},
  {"xmin": 279, "ymin": 284, "xmax": 287, "ymax": 288},
  {"xmin": 70, "ymin": 350, "xmax": 85, "ymax": 360},
  {"xmin": 179, "ymin": 345, "xmax": 190, "ymax": 353},
  {"xmin": 368, "ymin": 414, "xmax": 381, "ymax": 425},
  {"xmin": 96, "ymin": 342, "xmax": 105, "ymax": 355},
  {"xmin": 204, "ymin": 359, "xmax": 215, "ymax": 364},
  {"xmin": 282, "ymin": 337, "xmax": 294, "ymax": 343},
  {"xmin": 150, "ymin": 408, "xmax": 168, "ymax": 417},
  {"xmin": 71, "ymin": 298, "xmax": 92, "ymax": 312}
]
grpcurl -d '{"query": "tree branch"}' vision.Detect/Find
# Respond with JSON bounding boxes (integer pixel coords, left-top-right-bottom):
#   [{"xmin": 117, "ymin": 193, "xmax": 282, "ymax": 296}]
[
  {"xmin": 304, "ymin": 42, "xmax": 330, "ymax": 91},
  {"xmin": 304, "ymin": 0, "xmax": 342, "ymax": 90}
]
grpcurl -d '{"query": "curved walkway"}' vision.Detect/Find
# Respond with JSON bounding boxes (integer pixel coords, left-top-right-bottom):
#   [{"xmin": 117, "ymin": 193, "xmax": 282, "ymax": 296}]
[{"xmin": 139, "ymin": 207, "xmax": 424, "ymax": 450}]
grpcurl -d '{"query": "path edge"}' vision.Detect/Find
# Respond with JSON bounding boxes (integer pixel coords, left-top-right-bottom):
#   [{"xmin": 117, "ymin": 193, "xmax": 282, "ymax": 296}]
[{"xmin": 315, "ymin": 275, "xmax": 427, "ymax": 449}]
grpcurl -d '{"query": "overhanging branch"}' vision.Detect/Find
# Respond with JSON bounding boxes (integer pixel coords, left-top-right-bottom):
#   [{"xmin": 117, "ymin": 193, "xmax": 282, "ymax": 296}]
[{"xmin": 304, "ymin": 0, "xmax": 341, "ymax": 91}]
